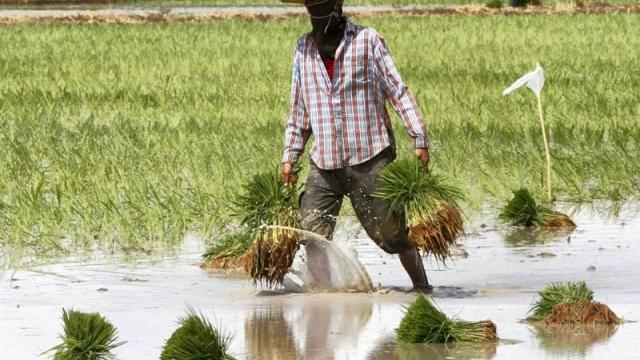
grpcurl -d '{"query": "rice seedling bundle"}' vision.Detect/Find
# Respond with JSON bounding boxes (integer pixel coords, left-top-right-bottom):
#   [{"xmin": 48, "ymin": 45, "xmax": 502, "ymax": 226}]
[
  {"xmin": 544, "ymin": 301, "xmax": 621, "ymax": 325},
  {"xmin": 396, "ymin": 295, "xmax": 497, "ymax": 343},
  {"xmin": 528, "ymin": 281, "xmax": 621, "ymax": 325},
  {"xmin": 500, "ymin": 188, "xmax": 575, "ymax": 229},
  {"xmin": 2, "ymin": 15, "xmax": 640, "ymax": 265},
  {"xmin": 201, "ymin": 231, "xmax": 252, "ymax": 271},
  {"xmin": 161, "ymin": 308, "xmax": 235, "ymax": 360},
  {"xmin": 373, "ymin": 159, "xmax": 465, "ymax": 263},
  {"xmin": 45, "ymin": 309, "xmax": 125, "ymax": 360},
  {"xmin": 232, "ymin": 168, "xmax": 300, "ymax": 286}
]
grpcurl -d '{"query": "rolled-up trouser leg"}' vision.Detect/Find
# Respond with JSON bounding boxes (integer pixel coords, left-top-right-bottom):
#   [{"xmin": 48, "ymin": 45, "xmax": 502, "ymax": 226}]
[
  {"xmin": 346, "ymin": 148, "xmax": 413, "ymax": 254},
  {"xmin": 299, "ymin": 162, "xmax": 345, "ymax": 241},
  {"xmin": 298, "ymin": 162, "xmax": 346, "ymax": 288}
]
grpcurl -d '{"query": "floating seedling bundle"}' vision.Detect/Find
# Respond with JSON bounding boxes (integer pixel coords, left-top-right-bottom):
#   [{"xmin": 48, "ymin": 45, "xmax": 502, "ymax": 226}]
[
  {"xmin": 527, "ymin": 281, "xmax": 621, "ymax": 325},
  {"xmin": 44, "ymin": 309, "xmax": 125, "ymax": 360},
  {"xmin": 232, "ymin": 169, "xmax": 300, "ymax": 286},
  {"xmin": 500, "ymin": 188, "xmax": 575, "ymax": 230},
  {"xmin": 373, "ymin": 159, "xmax": 465, "ymax": 263},
  {"xmin": 396, "ymin": 295, "xmax": 497, "ymax": 343},
  {"xmin": 161, "ymin": 308, "xmax": 235, "ymax": 360}
]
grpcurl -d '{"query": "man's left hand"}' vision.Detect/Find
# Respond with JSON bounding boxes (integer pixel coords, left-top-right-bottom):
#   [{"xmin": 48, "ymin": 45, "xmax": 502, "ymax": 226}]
[{"xmin": 415, "ymin": 148, "xmax": 430, "ymax": 167}]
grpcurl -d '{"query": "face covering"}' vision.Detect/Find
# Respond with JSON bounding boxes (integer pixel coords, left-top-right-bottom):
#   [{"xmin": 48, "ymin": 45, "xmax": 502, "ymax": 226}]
[
  {"xmin": 308, "ymin": 5, "xmax": 340, "ymax": 34},
  {"xmin": 306, "ymin": 0, "xmax": 346, "ymax": 57}
]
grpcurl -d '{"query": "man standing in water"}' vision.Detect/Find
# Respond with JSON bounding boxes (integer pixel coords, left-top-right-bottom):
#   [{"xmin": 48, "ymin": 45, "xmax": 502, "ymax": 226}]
[{"xmin": 280, "ymin": 0, "xmax": 432, "ymax": 293}]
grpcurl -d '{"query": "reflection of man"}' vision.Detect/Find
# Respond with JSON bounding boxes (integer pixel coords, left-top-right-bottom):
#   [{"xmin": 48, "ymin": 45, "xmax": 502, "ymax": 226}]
[
  {"xmin": 280, "ymin": 0, "xmax": 432, "ymax": 292},
  {"xmin": 245, "ymin": 301, "xmax": 373, "ymax": 359}
]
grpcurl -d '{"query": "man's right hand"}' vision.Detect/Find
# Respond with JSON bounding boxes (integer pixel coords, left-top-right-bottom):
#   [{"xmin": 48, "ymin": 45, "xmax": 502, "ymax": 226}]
[{"xmin": 281, "ymin": 163, "xmax": 299, "ymax": 186}]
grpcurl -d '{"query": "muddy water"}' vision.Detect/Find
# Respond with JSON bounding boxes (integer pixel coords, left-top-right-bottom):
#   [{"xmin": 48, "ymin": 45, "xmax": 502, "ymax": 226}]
[{"xmin": 2, "ymin": 206, "xmax": 640, "ymax": 359}]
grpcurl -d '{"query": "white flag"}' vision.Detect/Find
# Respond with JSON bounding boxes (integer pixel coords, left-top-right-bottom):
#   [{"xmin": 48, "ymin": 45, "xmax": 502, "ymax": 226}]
[{"xmin": 502, "ymin": 64, "xmax": 545, "ymax": 97}]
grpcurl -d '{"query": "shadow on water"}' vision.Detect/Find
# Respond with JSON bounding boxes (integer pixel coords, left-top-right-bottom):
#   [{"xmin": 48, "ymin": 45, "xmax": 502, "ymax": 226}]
[
  {"xmin": 379, "ymin": 286, "xmax": 477, "ymax": 298},
  {"xmin": 531, "ymin": 323, "xmax": 618, "ymax": 357},
  {"xmin": 244, "ymin": 300, "xmax": 373, "ymax": 359},
  {"xmin": 368, "ymin": 336, "xmax": 498, "ymax": 360},
  {"xmin": 431, "ymin": 286, "xmax": 478, "ymax": 298}
]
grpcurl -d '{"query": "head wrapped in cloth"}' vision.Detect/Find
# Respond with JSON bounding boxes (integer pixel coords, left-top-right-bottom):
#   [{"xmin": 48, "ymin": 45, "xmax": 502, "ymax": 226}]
[{"xmin": 283, "ymin": 0, "xmax": 345, "ymax": 34}]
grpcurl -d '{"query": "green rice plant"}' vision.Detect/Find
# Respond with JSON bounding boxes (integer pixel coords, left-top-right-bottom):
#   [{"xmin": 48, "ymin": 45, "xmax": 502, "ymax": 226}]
[
  {"xmin": 232, "ymin": 167, "xmax": 300, "ymax": 286},
  {"xmin": 396, "ymin": 295, "xmax": 497, "ymax": 343},
  {"xmin": 1, "ymin": 15, "xmax": 640, "ymax": 265},
  {"xmin": 2, "ymin": 0, "xmax": 638, "ymax": 7},
  {"xmin": 528, "ymin": 282, "xmax": 621, "ymax": 325},
  {"xmin": 500, "ymin": 188, "xmax": 575, "ymax": 229},
  {"xmin": 373, "ymin": 159, "xmax": 465, "ymax": 262},
  {"xmin": 527, "ymin": 281, "xmax": 594, "ymax": 321},
  {"xmin": 485, "ymin": 0, "xmax": 503, "ymax": 8},
  {"xmin": 202, "ymin": 231, "xmax": 252, "ymax": 262},
  {"xmin": 201, "ymin": 231, "xmax": 252, "ymax": 270},
  {"xmin": 499, "ymin": 188, "xmax": 552, "ymax": 227},
  {"xmin": 161, "ymin": 308, "xmax": 235, "ymax": 360},
  {"xmin": 44, "ymin": 309, "xmax": 125, "ymax": 360}
]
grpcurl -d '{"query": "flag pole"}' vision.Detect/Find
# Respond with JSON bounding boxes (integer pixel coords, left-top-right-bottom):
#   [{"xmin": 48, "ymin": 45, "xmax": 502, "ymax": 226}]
[{"xmin": 536, "ymin": 93, "xmax": 552, "ymax": 203}]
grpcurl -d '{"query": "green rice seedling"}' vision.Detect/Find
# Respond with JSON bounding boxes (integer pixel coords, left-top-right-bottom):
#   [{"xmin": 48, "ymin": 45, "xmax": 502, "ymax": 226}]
[
  {"xmin": 3, "ymin": 0, "xmax": 639, "ymax": 8},
  {"xmin": 396, "ymin": 295, "xmax": 497, "ymax": 344},
  {"xmin": 528, "ymin": 281, "xmax": 594, "ymax": 321},
  {"xmin": 44, "ymin": 309, "xmax": 125, "ymax": 360},
  {"xmin": 2, "ymin": 15, "xmax": 640, "ymax": 264},
  {"xmin": 527, "ymin": 281, "xmax": 622, "ymax": 325},
  {"xmin": 201, "ymin": 231, "xmax": 252, "ymax": 270},
  {"xmin": 500, "ymin": 188, "xmax": 576, "ymax": 229},
  {"xmin": 161, "ymin": 308, "xmax": 235, "ymax": 360},
  {"xmin": 373, "ymin": 159, "xmax": 465, "ymax": 263},
  {"xmin": 485, "ymin": 0, "xmax": 503, "ymax": 8},
  {"xmin": 232, "ymin": 167, "xmax": 300, "ymax": 286}
]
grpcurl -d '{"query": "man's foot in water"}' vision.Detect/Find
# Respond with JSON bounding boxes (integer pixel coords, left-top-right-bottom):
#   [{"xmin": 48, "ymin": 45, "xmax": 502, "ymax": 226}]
[
  {"xmin": 411, "ymin": 284, "xmax": 434, "ymax": 294},
  {"xmin": 399, "ymin": 247, "xmax": 431, "ymax": 293}
]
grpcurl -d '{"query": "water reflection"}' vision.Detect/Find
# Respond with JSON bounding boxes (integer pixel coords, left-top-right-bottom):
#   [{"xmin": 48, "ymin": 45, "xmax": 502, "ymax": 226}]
[
  {"xmin": 502, "ymin": 228, "xmax": 573, "ymax": 247},
  {"xmin": 245, "ymin": 306, "xmax": 299, "ymax": 359},
  {"xmin": 532, "ymin": 324, "xmax": 618, "ymax": 357},
  {"xmin": 244, "ymin": 300, "xmax": 373, "ymax": 359},
  {"xmin": 368, "ymin": 337, "xmax": 497, "ymax": 360}
]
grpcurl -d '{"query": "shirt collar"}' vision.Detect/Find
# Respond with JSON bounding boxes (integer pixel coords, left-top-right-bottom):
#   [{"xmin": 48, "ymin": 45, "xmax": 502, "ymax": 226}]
[{"xmin": 344, "ymin": 18, "xmax": 356, "ymax": 36}]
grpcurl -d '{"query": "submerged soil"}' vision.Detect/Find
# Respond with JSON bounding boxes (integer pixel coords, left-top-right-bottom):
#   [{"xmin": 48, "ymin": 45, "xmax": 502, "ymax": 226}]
[{"xmin": 2, "ymin": 205, "xmax": 640, "ymax": 359}]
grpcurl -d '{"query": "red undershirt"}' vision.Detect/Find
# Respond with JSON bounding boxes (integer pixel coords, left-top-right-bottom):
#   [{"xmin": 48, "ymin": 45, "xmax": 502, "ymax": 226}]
[{"xmin": 321, "ymin": 55, "xmax": 335, "ymax": 81}]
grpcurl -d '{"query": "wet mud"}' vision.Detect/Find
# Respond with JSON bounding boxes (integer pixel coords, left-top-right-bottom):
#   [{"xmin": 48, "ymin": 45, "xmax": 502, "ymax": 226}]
[{"xmin": 2, "ymin": 206, "xmax": 640, "ymax": 359}]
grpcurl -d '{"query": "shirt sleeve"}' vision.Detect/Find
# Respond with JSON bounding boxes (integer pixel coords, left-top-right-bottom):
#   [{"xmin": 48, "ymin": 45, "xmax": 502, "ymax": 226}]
[
  {"xmin": 282, "ymin": 43, "xmax": 311, "ymax": 164},
  {"xmin": 372, "ymin": 33, "xmax": 429, "ymax": 149}
]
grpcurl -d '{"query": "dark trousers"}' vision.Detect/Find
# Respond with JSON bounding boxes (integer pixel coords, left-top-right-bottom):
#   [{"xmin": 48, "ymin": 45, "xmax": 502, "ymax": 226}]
[{"xmin": 299, "ymin": 147, "xmax": 412, "ymax": 254}]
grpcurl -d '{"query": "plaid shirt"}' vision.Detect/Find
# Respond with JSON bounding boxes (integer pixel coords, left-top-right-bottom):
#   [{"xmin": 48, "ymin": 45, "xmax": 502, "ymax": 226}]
[{"xmin": 282, "ymin": 19, "xmax": 428, "ymax": 170}]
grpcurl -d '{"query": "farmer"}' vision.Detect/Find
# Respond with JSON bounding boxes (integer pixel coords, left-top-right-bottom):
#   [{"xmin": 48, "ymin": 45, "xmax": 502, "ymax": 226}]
[{"xmin": 280, "ymin": 0, "xmax": 432, "ymax": 293}]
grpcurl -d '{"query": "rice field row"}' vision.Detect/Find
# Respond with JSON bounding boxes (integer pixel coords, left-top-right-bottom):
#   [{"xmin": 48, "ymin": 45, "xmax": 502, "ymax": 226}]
[
  {"xmin": 1, "ymin": 14, "xmax": 639, "ymax": 262},
  {"xmin": 2, "ymin": 0, "xmax": 639, "ymax": 8}
]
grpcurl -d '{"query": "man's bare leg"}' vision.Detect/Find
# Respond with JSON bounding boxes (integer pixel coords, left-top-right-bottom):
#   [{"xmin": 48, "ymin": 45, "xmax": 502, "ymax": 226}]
[{"xmin": 398, "ymin": 247, "xmax": 433, "ymax": 293}]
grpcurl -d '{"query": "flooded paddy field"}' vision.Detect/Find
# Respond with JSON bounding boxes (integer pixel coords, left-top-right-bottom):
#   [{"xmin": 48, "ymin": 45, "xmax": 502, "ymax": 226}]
[
  {"xmin": 1, "ymin": 9, "xmax": 640, "ymax": 360},
  {"xmin": 3, "ymin": 206, "xmax": 640, "ymax": 359}
]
